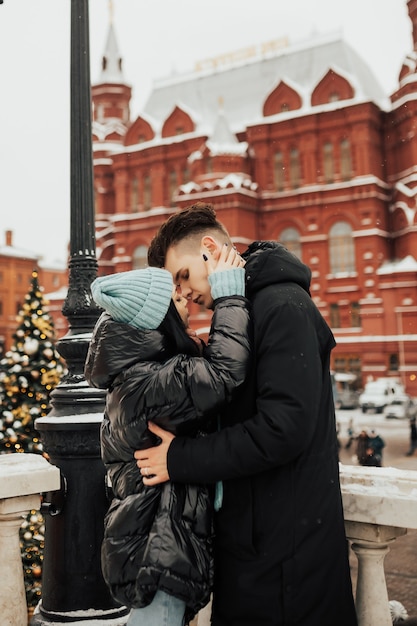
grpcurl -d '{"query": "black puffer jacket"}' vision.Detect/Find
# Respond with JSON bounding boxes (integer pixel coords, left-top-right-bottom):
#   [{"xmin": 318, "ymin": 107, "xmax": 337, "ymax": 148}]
[{"xmin": 84, "ymin": 297, "xmax": 251, "ymax": 616}]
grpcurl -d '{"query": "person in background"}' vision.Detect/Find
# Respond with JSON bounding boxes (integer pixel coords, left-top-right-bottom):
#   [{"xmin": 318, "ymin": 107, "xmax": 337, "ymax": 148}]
[
  {"xmin": 367, "ymin": 429, "xmax": 386, "ymax": 467},
  {"xmin": 85, "ymin": 247, "xmax": 251, "ymax": 626},
  {"xmin": 345, "ymin": 417, "xmax": 356, "ymax": 450},
  {"xmin": 406, "ymin": 414, "xmax": 417, "ymax": 456},
  {"xmin": 134, "ymin": 202, "xmax": 357, "ymax": 626},
  {"xmin": 356, "ymin": 429, "xmax": 371, "ymax": 466}
]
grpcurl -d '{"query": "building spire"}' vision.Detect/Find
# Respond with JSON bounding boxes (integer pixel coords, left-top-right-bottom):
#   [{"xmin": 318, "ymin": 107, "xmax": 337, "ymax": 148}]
[{"xmin": 99, "ymin": 2, "xmax": 124, "ymax": 84}]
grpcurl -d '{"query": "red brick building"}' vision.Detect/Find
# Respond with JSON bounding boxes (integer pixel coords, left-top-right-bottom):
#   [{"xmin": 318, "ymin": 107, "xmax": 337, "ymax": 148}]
[
  {"xmin": 0, "ymin": 230, "xmax": 68, "ymax": 353},
  {"xmin": 91, "ymin": 1, "xmax": 417, "ymax": 395}
]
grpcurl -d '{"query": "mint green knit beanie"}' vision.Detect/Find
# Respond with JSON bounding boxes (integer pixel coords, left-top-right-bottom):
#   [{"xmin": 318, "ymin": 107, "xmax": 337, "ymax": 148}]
[{"xmin": 91, "ymin": 268, "xmax": 173, "ymax": 330}]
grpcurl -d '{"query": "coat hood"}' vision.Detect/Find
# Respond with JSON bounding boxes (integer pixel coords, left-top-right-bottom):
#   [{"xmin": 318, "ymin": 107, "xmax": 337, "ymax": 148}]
[{"xmin": 242, "ymin": 241, "xmax": 311, "ymax": 298}]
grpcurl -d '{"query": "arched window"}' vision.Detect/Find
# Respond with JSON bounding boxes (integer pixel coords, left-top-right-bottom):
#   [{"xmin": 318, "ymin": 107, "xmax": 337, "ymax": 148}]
[
  {"xmin": 340, "ymin": 139, "xmax": 352, "ymax": 180},
  {"xmin": 323, "ymin": 142, "xmax": 334, "ymax": 183},
  {"xmin": 183, "ymin": 166, "xmax": 190, "ymax": 184},
  {"xmin": 329, "ymin": 221, "xmax": 355, "ymax": 274},
  {"xmin": 289, "ymin": 148, "xmax": 301, "ymax": 189},
  {"xmin": 274, "ymin": 151, "xmax": 285, "ymax": 191},
  {"xmin": 280, "ymin": 227, "xmax": 302, "ymax": 260},
  {"xmin": 131, "ymin": 176, "xmax": 139, "ymax": 212},
  {"xmin": 350, "ymin": 302, "xmax": 361, "ymax": 327},
  {"xmin": 133, "ymin": 245, "xmax": 148, "ymax": 270},
  {"xmin": 169, "ymin": 170, "xmax": 177, "ymax": 207},
  {"xmin": 330, "ymin": 303, "xmax": 340, "ymax": 328},
  {"xmin": 143, "ymin": 175, "xmax": 151, "ymax": 211}
]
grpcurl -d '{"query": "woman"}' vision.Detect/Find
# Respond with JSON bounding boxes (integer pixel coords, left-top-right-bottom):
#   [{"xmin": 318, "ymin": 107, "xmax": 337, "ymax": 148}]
[{"xmin": 85, "ymin": 245, "xmax": 251, "ymax": 625}]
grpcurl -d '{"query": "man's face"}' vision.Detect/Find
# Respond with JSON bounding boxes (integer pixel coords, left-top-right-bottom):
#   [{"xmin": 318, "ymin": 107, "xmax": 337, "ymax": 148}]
[{"xmin": 165, "ymin": 242, "xmax": 214, "ymax": 309}]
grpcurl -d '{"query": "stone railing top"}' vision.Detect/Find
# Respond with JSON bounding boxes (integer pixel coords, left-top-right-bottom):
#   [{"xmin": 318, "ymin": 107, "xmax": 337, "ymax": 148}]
[
  {"xmin": 0, "ymin": 453, "xmax": 60, "ymax": 499},
  {"xmin": 340, "ymin": 463, "xmax": 417, "ymax": 530}
]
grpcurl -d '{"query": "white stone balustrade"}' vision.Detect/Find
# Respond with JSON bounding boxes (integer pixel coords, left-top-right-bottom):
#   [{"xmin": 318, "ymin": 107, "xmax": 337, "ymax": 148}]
[
  {"xmin": 1, "ymin": 456, "xmax": 417, "ymax": 626},
  {"xmin": 0, "ymin": 454, "xmax": 60, "ymax": 626},
  {"xmin": 340, "ymin": 464, "xmax": 417, "ymax": 626}
]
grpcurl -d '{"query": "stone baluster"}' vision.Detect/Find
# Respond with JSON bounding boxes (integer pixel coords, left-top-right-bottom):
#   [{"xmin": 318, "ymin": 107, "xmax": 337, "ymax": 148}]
[
  {"xmin": 0, "ymin": 454, "xmax": 60, "ymax": 626},
  {"xmin": 340, "ymin": 464, "xmax": 417, "ymax": 626},
  {"xmin": 345, "ymin": 521, "xmax": 406, "ymax": 626}
]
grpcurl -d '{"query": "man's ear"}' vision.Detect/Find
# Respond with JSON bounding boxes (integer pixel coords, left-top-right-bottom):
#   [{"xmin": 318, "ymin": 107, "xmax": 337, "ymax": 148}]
[{"xmin": 201, "ymin": 235, "xmax": 221, "ymax": 260}]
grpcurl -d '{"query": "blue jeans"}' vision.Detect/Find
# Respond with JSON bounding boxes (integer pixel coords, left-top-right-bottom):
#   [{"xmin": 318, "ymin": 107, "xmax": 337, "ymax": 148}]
[{"xmin": 127, "ymin": 590, "xmax": 186, "ymax": 626}]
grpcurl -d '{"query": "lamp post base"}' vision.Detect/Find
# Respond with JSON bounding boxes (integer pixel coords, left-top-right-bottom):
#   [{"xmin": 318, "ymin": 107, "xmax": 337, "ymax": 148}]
[{"xmin": 31, "ymin": 602, "xmax": 130, "ymax": 625}]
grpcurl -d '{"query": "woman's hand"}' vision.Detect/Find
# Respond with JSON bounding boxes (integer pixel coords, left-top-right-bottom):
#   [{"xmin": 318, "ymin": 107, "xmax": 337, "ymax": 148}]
[{"xmin": 134, "ymin": 422, "xmax": 175, "ymax": 485}]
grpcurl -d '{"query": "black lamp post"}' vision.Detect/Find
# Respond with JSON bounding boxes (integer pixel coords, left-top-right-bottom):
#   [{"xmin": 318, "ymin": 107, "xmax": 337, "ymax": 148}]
[{"xmin": 33, "ymin": 1, "xmax": 129, "ymax": 623}]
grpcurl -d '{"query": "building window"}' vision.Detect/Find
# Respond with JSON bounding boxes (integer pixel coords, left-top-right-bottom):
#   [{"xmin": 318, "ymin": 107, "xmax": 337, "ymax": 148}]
[
  {"xmin": 280, "ymin": 227, "xmax": 302, "ymax": 260},
  {"xmin": 340, "ymin": 139, "xmax": 352, "ymax": 180},
  {"xmin": 183, "ymin": 167, "xmax": 190, "ymax": 183},
  {"xmin": 329, "ymin": 221, "xmax": 355, "ymax": 274},
  {"xmin": 131, "ymin": 176, "xmax": 139, "ymax": 212},
  {"xmin": 350, "ymin": 302, "xmax": 361, "ymax": 327},
  {"xmin": 281, "ymin": 103, "xmax": 289, "ymax": 112},
  {"xmin": 133, "ymin": 245, "xmax": 148, "ymax": 270},
  {"xmin": 289, "ymin": 148, "xmax": 301, "ymax": 188},
  {"xmin": 143, "ymin": 175, "xmax": 151, "ymax": 211},
  {"xmin": 389, "ymin": 354, "xmax": 399, "ymax": 372},
  {"xmin": 0, "ymin": 301, "xmax": 3, "ymax": 316},
  {"xmin": 169, "ymin": 170, "xmax": 177, "ymax": 207},
  {"xmin": 274, "ymin": 151, "xmax": 285, "ymax": 191},
  {"xmin": 16, "ymin": 301, "xmax": 21, "ymax": 314},
  {"xmin": 330, "ymin": 303, "xmax": 341, "ymax": 328},
  {"xmin": 334, "ymin": 355, "xmax": 361, "ymax": 381},
  {"xmin": 323, "ymin": 142, "xmax": 334, "ymax": 183}
]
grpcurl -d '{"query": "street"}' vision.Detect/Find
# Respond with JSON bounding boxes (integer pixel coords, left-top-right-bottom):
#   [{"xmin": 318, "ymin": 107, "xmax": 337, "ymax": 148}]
[{"xmin": 336, "ymin": 407, "xmax": 417, "ymax": 471}]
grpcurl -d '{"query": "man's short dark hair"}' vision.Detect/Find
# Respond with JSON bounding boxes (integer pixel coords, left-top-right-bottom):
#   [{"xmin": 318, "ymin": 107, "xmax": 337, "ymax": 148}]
[{"xmin": 148, "ymin": 202, "xmax": 229, "ymax": 267}]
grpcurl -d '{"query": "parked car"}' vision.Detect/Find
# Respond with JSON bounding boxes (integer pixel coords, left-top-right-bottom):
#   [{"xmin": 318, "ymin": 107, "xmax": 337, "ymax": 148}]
[
  {"xmin": 359, "ymin": 378, "xmax": 405, "ymax": 413},
  {"xmin": 383, "ymin": 396, "xmax": 417, "ymax": 420},
  {"xmin": 332, "ymin": 372, "xmax": 360, "ymax": 410}
]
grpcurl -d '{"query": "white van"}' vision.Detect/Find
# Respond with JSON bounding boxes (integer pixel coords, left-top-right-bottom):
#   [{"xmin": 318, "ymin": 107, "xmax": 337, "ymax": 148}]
[{"xmin": 359, "ymin": 378, "xmax": 405, "ymax": 413}]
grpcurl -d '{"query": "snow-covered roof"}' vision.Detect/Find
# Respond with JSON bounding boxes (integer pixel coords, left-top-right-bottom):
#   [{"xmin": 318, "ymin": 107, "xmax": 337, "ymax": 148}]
[
  {"xmin": 377, "ymin": 255, "xmax": 417, "ymax": 274},
  {"xmin": 177, "ymin": 173, "xmax": 258, "ymax": 196},
  {"xmin": 206, "ymin": 108, "xmax": 248, "ymax": 156},
  {"xmin": 142, "ymin": 33, "xmax": 388, "ymax": 136},
  {"xmin": 38, "ymin": 258, "xmax": 67, "ymax": 271},
  {"xmin": 0, "ymin": 244, "xmax": 39, "ymax": 260},
  {"xmin": 0, "ymin": 243, "xmax": 67, "ymax": 268},
  {"xmin": 44, "ymin": 286, "xmax": 68, "ymax": 300}
]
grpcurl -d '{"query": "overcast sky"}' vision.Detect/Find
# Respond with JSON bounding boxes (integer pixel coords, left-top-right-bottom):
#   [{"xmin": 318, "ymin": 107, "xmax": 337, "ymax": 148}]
[{"xmin": 0, "ymin": 0, "xmax": 412, "ymax": 265}]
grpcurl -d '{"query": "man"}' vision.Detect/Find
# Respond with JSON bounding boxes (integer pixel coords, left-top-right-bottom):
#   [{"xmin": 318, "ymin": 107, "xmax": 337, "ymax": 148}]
[{"xmin": 135, "ymin": 203, "xmax": 357, "ymax": 626}]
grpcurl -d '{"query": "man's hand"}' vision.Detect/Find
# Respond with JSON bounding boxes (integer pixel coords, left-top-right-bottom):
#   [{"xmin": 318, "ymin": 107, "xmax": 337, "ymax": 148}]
[{"xmin": 134, "ymin": 422, "xmax": 175, "ymax": 485}]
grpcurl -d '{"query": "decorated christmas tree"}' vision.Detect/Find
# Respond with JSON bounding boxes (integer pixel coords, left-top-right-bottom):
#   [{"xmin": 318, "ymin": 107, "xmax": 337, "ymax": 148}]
[{"xmin": 0, "ymin": 269, "xmax": 65, "ymax": 607}]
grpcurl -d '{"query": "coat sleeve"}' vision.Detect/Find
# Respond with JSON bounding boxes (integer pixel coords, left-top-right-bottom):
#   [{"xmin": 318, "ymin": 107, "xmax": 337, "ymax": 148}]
[
  {"xmin": 107, "ymin": 297, "xmax": 251, "ymax": 438},
  {"xmin": 167, "ymin": 287, "xmax": 333, "ymax": 483}
]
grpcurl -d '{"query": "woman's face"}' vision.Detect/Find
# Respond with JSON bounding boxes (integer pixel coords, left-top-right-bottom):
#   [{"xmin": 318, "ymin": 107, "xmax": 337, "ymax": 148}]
[{"xmin": 172, "ymin": 287, "xmax": 189, "ymax": 327}]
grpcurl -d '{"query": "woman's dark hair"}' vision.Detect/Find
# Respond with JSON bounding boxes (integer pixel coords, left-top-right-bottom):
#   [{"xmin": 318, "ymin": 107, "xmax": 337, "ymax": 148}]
[{"xmin": 159, "ymin": 300, "xmax": 201, "ymax": 357}]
